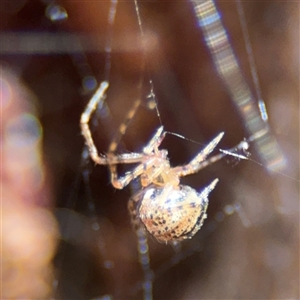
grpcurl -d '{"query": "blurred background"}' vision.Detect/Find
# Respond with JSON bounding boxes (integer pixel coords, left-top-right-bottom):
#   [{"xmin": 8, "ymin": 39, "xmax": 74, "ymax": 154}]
[{"xmin": 1, "ymin": 1, "xmax": 299, "ymax": 299}]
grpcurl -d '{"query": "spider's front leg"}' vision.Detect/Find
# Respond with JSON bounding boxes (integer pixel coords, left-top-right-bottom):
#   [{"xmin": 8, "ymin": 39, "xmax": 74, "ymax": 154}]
[
  {"xmin": 143, "ymin": 126, "xmax": 166, "ymax": 154},
  {"xmin": 108, "ymin": 154, "xmax": 161, "ymax": 189},
  {"xmin": 174, "ymin": 132, "xmax": 224, "ymax": 177},
  {"xmin": 80, "ymin": 81, "xmax": 110, "ymax": 165},
  {"xmin": 109, "ymin": 160, "xmax": 145, "ymax": 189}
]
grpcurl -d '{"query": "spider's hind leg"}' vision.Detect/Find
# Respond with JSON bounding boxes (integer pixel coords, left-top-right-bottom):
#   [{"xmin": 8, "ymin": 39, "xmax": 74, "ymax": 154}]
[{"xmin": 128, "ymin": 189, "xmax": 154, "ymax": 296}]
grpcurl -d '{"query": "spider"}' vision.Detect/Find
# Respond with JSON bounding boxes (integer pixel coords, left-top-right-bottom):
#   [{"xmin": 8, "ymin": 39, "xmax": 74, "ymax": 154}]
[{"xmin": 80, "ymin": 81, "xmax": 225, "ymax": 243}]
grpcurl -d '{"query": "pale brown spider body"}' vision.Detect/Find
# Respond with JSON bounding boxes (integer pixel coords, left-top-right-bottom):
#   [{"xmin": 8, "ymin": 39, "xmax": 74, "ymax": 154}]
[
  {"xmin": 81, "ymin": 81, "xmax": 222, "ymax": 243},
  {"xmin": 124, "ymin": 126, "xmax": 219, "ymax": 242},
  {"xmin": 131, "ymin": 180, "xmax": 218, "ymax": 242}
]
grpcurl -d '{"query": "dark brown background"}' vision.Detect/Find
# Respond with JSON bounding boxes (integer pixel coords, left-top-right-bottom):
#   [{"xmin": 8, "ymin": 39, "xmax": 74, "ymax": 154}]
[{"xmin": 1, "ymin": 1, "xmax": 299, "ymax": 299}]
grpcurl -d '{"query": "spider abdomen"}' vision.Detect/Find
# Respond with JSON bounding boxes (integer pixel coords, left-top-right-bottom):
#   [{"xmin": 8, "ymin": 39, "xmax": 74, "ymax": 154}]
[{"xmin": 137, "ymin": 179, "xmax": 218, "ymax": 242}]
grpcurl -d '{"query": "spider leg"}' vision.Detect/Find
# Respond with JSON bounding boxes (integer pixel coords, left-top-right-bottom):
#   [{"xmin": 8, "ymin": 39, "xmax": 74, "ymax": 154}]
[
  {"xmin": 174, "ymin": 132, "xmax": 251, "ymax": 177},
  {"xmin": 174, "ymin": 132, "xmax": 224, "ymax": 177},
  {"xmin": 109, "ymin": 155, "xmax": 159, "ymax": 189},
  {"xmin": 80, "ymin": 82, "xmax": 145, "ymax": 164},
  {"xmin": 106, "ymin": 89, "xmax": 166, "ymax": 187},
  {"xmin": 80, "ymin": 81, "xmax": 110, "ymax": 165},
  {"xmin": 108, "ymin": 98, "xmax": 142, "ymax": 153},
  {"xmin": 109, "ymin": 163, "xmax": 145, "ymax": 189},
  {"xmin": 109, "ymin": 126, "xmax": 167, "ymax": 189},
  {"xmin": 107, "ymin": 94, "xmax": 142, "ymax": 187},
  {"xmin": 103, "ymin": 152, "xmax": 146, "ymax": 165},
  {"xmin": 128, "ymin": 190, "xmax": 153, "ymax": 297},
  {"xmin": 108, "ymin": 126, "xmax": 166, "ymax": 188},
  {"xmin": 143, "ymin": 126, "xmax": 166, "ymax": 154}
]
